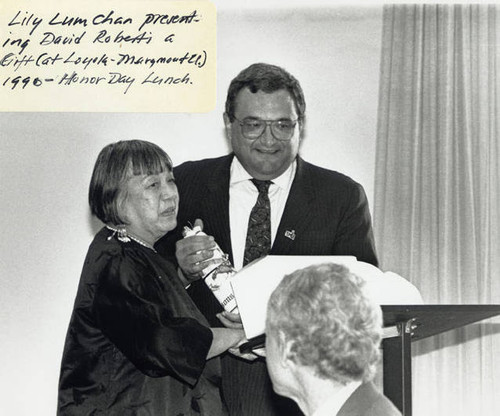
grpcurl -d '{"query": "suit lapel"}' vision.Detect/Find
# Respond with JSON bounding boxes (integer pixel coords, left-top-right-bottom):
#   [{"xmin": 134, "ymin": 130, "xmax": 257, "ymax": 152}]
[
  {"xmin": 337, "ymin": 382, "xmax": 380, "ymax": 416},
  {"xmin": 273, "ymin": 157, "xmax": 317, "ymax": 254},
  {"xmin": 205, "ymin": 154, "xmax": 234, "ymax": 263}
]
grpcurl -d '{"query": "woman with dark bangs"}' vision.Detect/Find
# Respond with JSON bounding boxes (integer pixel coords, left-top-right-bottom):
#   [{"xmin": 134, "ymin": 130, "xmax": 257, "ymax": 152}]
[{"xmin": 58, "ymin": 140, "xmax": 247, "ymax": 415}]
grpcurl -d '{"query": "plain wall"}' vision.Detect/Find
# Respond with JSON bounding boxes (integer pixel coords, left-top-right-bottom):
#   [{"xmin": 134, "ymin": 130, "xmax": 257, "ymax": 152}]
[{"xmin": 0, "ymin": 3, "xmax": 382, "ymax": 414}]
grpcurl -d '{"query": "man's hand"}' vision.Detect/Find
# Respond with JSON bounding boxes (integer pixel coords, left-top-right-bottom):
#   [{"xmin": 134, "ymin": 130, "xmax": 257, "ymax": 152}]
[{"xmin": 176, "ymin": 219, "xmax": 218, "ymax": 282}]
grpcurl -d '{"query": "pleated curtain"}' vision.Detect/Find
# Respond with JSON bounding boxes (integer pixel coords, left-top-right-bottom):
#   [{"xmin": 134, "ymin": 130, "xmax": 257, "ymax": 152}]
[{"xmin": 374, "ymin": 4, "xmax": 500, "ymax": 415}]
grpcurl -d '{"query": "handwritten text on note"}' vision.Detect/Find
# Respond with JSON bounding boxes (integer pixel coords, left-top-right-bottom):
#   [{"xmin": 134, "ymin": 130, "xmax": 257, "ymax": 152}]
[{"xmin": 0, "ymin": 0, "xmax": 216, "ymax": 112}]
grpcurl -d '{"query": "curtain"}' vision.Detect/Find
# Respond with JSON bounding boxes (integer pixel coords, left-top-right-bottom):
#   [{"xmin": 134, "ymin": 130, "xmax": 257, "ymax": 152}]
[{"xmin": 375, "ymin": 4, "xmax": 500, "ymax": 416}]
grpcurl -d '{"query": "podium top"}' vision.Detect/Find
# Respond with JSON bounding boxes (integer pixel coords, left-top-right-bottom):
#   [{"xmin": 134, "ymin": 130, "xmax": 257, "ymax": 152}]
[
  {"xmin": 240, "ymin": 304, "xmax": 500, "ymax": 353},
  {"xmin": 382, "ymin": 304, "xmax": 500, "ymax": 341}
]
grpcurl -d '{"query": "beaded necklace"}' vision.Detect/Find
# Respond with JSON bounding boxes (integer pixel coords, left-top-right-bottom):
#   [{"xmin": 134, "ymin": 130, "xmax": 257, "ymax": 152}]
[{"xmin": 106, "ymin": 225, "xmax": 157, "ymax": 253}]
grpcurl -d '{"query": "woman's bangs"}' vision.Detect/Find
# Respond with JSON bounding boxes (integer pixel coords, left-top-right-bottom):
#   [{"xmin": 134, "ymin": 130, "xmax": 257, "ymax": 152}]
[{"xmin": 130, "ymin": 146, "xmax": 172, "ymax": 176}]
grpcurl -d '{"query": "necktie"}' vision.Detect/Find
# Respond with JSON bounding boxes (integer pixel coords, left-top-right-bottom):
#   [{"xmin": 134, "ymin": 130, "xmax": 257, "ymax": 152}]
[{"xmin": 243, "ymin": 179, "xmax": 272, "ymax": 266}]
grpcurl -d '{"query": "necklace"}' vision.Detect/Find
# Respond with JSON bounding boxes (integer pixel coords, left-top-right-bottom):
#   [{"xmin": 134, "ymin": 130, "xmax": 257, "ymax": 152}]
[{"xmin": 106, "ymin": 225, "xmax": 157, "ymax": 253}]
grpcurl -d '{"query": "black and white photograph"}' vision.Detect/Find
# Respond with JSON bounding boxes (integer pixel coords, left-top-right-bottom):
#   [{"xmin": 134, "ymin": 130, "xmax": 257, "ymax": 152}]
[{"xmin": 1, "ymin": 1, "xmax": 499, "ymax": 415}]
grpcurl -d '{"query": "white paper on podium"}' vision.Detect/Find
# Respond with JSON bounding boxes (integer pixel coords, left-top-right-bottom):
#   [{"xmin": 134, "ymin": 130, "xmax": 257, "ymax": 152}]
[
  {"xmin": 230, "ymin": 255, "xmax": 356, "ymax": 339},
  {"xmin": 230, "ymin": 255, "xmax": 424, "ymax": 339}
]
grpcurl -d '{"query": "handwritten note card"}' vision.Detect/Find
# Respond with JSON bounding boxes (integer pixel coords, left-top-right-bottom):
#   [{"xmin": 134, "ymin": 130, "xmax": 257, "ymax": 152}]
[{"xmin": 0, "ymin": 0, "xmax": 216, "ymax": 112}]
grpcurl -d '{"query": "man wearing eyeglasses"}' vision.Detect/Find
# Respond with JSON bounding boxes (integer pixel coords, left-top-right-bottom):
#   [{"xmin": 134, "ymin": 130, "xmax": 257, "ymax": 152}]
[{"xmin": 156, "ymin": 63, "xmax": 378, "ymax": 416}]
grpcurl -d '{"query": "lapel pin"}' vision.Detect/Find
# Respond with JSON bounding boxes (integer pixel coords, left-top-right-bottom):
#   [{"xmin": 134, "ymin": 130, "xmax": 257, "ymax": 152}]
[{"xmin": 284, "ymin": 230, "xmax": 296, "ymax": 240}]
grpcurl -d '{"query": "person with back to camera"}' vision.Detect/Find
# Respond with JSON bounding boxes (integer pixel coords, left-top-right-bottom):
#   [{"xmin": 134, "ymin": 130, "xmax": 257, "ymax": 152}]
[
  {"xmin": 265, "ymin": 262, "xmax": 402, "ymax": 416},
  {"xmin": 57, "ymin": 140, "xmax": 250, "ymax": 415},
  {"xmin": 156, "ymin": 63, "xmax": 379, "ymax": 415}
]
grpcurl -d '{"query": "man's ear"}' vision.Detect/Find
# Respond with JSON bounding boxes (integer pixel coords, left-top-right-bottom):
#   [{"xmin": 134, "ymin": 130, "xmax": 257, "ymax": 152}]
[
  {"xmin": 223, "ymin": 112, "xmax": 233, "ymax": 143},
  {"xmin": 278, "ymin": 330, "xmax": 295, "ymax": 369},
  {"xmin": 298, "ymin": 117, "xmax": 306, "ymax": 142}
]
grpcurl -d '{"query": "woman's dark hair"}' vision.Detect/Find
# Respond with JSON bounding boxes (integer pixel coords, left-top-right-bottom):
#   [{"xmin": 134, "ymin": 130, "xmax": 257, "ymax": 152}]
[
  {"xmin": 89, "ymin": 140, "xmax": 173, "ymax": 225},
  {"xmin": 225, "ymin": 63, "xmax": 306, "ymax": 122}
]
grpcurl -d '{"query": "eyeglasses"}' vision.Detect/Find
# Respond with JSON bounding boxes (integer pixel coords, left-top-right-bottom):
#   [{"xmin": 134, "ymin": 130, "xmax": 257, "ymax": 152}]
[{"xmin": 233, "ymin": 117, "xmax": 299, "ymax": 141}]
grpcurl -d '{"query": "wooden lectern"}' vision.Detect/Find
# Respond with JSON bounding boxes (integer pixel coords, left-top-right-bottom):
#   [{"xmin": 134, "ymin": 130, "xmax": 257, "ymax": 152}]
[{"xmin": 381, "ymin": 304, "xmax": 500, "ymax": 416}]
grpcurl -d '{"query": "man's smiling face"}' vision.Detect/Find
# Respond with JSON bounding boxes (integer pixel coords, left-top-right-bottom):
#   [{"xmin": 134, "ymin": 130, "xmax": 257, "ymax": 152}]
[{"xmin": 225, "ymin": 88, "xmax": 302, "ymax": 180}]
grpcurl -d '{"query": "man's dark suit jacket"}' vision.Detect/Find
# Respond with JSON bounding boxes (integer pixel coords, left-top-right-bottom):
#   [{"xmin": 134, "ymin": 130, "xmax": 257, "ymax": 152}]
[
  {"xmin": 337, "ymin": 382, "xmax": 402, "ymax": 416},
  {"xmin": 156, "ymin": 154, "xmax": 378, "ymax": 416}
]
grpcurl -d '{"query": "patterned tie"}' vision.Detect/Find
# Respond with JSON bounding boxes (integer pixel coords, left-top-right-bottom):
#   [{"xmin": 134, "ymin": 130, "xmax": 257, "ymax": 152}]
[{"xmin": 243, "ymin": 179, "xmax": 272, "ymax": 266}]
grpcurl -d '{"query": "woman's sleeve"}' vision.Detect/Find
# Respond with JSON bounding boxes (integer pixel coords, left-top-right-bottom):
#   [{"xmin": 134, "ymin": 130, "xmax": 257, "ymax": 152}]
[{"xmin": 92, "ymin": 252, "xmax": 213, "ymax": 386}]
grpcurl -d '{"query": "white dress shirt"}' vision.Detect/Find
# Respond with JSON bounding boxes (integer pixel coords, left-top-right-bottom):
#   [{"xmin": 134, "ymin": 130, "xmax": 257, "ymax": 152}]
[
  {"xmin": 312, "ymin": 381, "xmax": 362, "ymax": 416},
  {"xmin": 229, "ymin": 157, "xmax": 296, "ymax": 270}
]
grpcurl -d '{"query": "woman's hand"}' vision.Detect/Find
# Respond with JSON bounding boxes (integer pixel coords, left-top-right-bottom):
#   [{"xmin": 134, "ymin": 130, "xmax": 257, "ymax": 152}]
[
  {"xmin": 228, "ymin": 337, "xmax": 259, "ymax": 362},
  {"xmin": 207, "ymin": 328, "xmax": 258, "ymax": 361},
  {"xmin": 215, "ymin": 313, "xmax": 259, "ymax": 361},
  {"xmin": 251, "ymin": 347, "xmax": 266, "ymax": 358},
  {"xmin": 216, "ymin": 311, "xmax": 243, "ymax": 329}
]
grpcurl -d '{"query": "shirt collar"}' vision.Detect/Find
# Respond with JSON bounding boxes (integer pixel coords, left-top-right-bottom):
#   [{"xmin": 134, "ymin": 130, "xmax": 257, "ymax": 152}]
[{"xmin": 230, "ymin": 156, "xmax": 297, "ymax": 191}]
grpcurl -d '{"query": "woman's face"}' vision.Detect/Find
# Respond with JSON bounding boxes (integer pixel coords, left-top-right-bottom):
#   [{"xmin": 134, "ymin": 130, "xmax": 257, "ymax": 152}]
[{"xmin": 120, "ymin": 169, "xmax": 178, "ymax": 245}]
